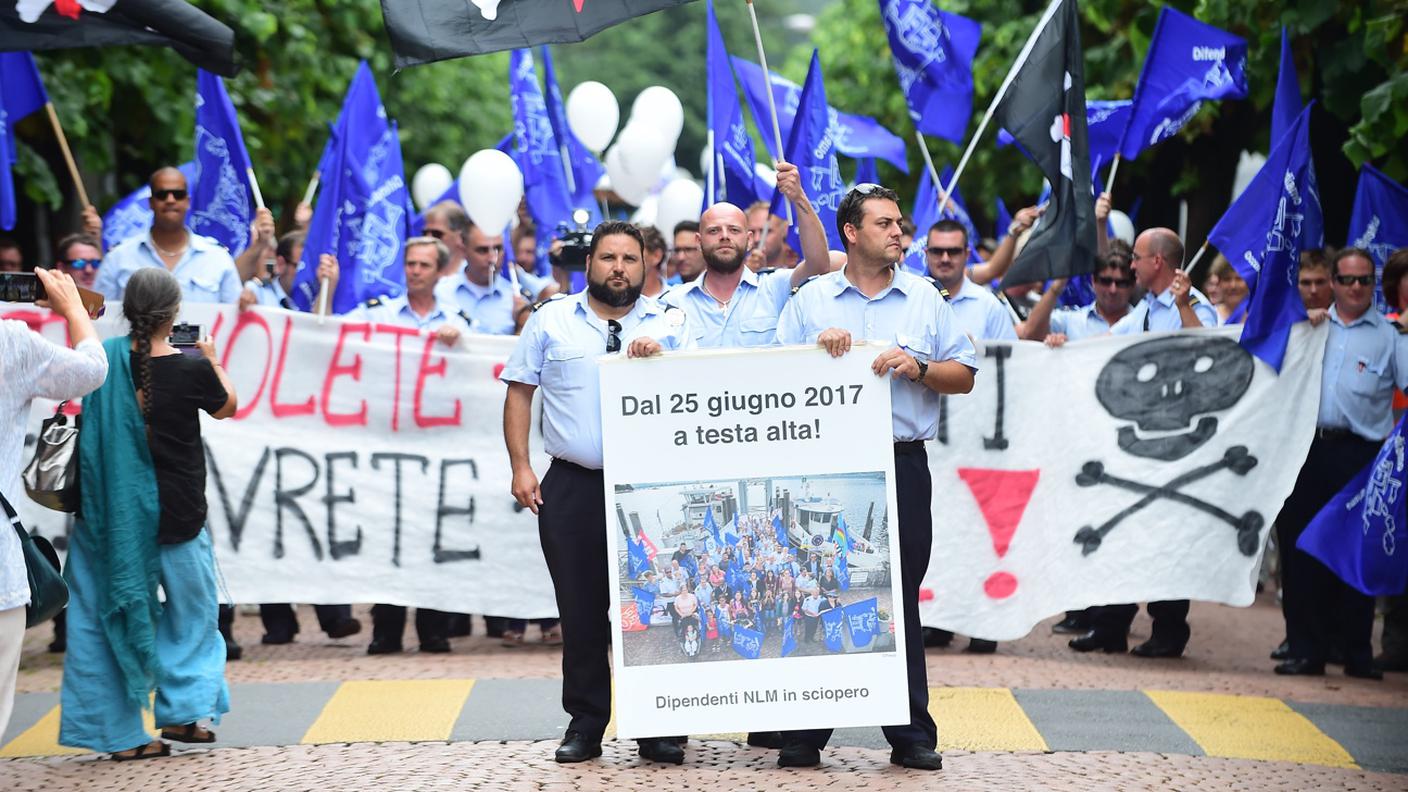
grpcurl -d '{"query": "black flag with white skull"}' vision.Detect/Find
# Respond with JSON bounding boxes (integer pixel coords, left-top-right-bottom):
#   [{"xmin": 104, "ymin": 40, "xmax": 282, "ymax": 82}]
[{"xmin": 992, "ymin": 0, "xmax": 1096, "ymax": 285}]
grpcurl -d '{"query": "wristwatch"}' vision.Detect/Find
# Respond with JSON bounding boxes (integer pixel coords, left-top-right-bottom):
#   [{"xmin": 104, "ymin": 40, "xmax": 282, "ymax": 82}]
[{"xmin": 912, "ymin": 358, "xmax": 929, "ymax": 383}]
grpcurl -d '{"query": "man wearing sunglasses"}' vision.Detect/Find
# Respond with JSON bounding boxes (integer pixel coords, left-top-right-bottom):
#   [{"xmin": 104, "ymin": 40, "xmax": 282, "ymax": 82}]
[
  {"xmin": 502, "ymin": 221, "xmax": 694, "ymax": 766},
  {"xmin": 55, "ymin": 233, "xmax": 103, "ymax": 291},
  {"xmin": 1273, "ymin": 247, "xmax": 1408, "ymax": 681},
  {"xmin": 1019, "ymin": 246, "xmax": 1136, "ymax": 346},
  {"xmin": 95, "ymin": 167, "xmax": 242, "ymax": 305},
  {"xmin": 434, "ymin": 214, "xmax": 524, "ymax": 336},
  {"xmin": 925, "ymin": 219, "xmax": 1018, "ymax": 343},
  {"xmin": 775, "ymin": 184, "xmax": 977, "ymax": 772}
]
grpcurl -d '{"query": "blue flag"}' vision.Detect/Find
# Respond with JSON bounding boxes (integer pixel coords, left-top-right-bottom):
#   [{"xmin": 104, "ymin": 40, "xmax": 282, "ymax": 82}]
[
  {"xmin": 1346, "ymin": 164, "xmax": 1408, "ymax": 314},
  {"xmin": 994, "ymin": 197, "xmax": 1013, "ymax": 242},
  {"xmin": 1298, "ymin": 417, "xmax": 1408, "ymax": 596},
  {"xmin": 510, "ymin": 50, "xmax": 576, "ymax": 278},
  {"xmin": 781, "ymin": 615, "xmax": 797, "ymax": 657},
  {"xmin": 293, "ymin": 62, "xmax": 409, "ymax": 313},
  {"xmin": 853, "ymin": 157, "xmax": 879, "ymax": 187},
  {"xmin": 1270, "ymin": 28, "xmax": 1301, "ymax": 150},
  {"xmin": 632, "ymin": 587, "xmax": 656, "ymax": 628},
  {"xmin": 879, "ymin": 0, "xmax": 980, "ymax": 144},
  {"xmin": 770, "ymin": 51, "xmax": 845, "ymax": 253},
  {"xmin": 837, "ymin": 552, "xmax": 850, "ymax": 592},
  {"xmin": 773, "ymin": 514, "xmax": 787, "ymax": 548},
  {"xmin": 902, "ymin": 166, "xmax": 939, "ymax": 275},
  {"xmin": 628, "ymin": 537, "xmax": 651, "ymax": 578},
  {"xmin": 732, "ymin": 55, "xmax": 908, "ymax": 172},
  {"xmin": 1058, "ymin": 273, "xmax": 1097, "ymax": 309},
  {"xmin": 842, "ymin": 596, "xmax": 879, "ymax": 648},
  {"xmin": 705, "ymin": 0, "xmax": 760, "ymax": 209},
  {"xmin": 732, "ymin": 622, "xmax": 763, "ymax": 659},
  {"xmin": 703, "ymin": 506, "xmax": 721, "ymax": 546},
  {"xmin": 820, "ymin": 607, "xmax": 845, "ymax": 652},
  {"xmin": 680, "ymin": 552, "xmax": 699, "ymax": 579},
  {"xmin": 715, "ymin": 605, "xmax": 732, "ymax": 638},
  {"xmin": 833, "ymin": 513, "xmax": 851, "ymax": 555},
  {"xmin": 192, "ymin": 70, "xmax": 256, "ymax": 257},
  {"xmin": 0, "ymin": 52, "xmax": 48, "ymax": 231},
  {"xmin": 1206, "ymin": 104, "xmax": 1319, "ymax": 371},
  {"xmin": 938, "ymin": 165, "xmax": 982, "ymax": 264},
  {"xmin": 1117, "ymin": 7, "xmax": 1247, "ymax": 161},
  {"xmin": 540, "ymin": 46, "xmax": 603, "ymax": 222}
]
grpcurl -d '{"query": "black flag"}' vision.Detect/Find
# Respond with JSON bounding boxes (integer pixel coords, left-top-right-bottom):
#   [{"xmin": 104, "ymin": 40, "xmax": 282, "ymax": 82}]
[
  {"xmin": 380, "ymin": 0, "xmax": 697, "ymax": 69},
  {"xmin": 0, "ymin": 0, "xmax": 237, "ymax": 76},
  {"xmin": 992, "ymin": 0, "xmax": 1096, "ymax": 285}
]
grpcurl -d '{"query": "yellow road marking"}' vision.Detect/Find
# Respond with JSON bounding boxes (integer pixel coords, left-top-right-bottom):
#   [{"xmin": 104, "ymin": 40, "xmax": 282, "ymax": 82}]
[
  {"xmin": 300, "ymin": 679, "xmax": 475, "ymax": 744},
  {"xmin": 930, "ymin": 687, "xmax": 1048, "ymax": 752},
  {"xmin": 0, "ymin": 704, "xmax": 157, "ymax": 758},
  {"xmin": 1146, "ymin": 690, "xmax": 1358, "ymax": 769}
]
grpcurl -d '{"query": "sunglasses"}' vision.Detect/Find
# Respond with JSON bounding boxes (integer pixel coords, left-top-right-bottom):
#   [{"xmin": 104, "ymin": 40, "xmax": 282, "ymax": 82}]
[
  {"xmin": 1094, "ymin": 275, "xmax": 1134, "ymax": 287},
  {"xmin": 670, "ymin": 246, "xmax": 700, "ymax": 256},
  {"xmin": 927, "ymin": 246, "xmax": 965, "ymax": 258},
  {"xmin": 850, "ymin": 182, "xmax": 883, "ymax": 195},
  {"xmin": 606, "ymin": 319, "xmax": 622, "ymax": 354},
  {"xmin": 425, "ymin": 228, "xmax": 446, "ymax": 240},
  {"xmin": 63, "ymin": 258, "xmax": 100, "ymax": 271},
  {"xmin": 1334, "ymin": 274, "xmax": 1374, "ymax": 287},
  {"xmin": 152, "ymin": 188, "xmax": 188, "ymax": 201},
  {"xmin": 473, "ymin": 243, "xmax": 504, "ymax": 256}
]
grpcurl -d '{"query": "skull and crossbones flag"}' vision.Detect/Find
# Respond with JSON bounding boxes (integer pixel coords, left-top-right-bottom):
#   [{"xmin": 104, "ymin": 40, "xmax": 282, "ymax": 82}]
[
  {"xmin": 379, "ymin": 0, "xmax": 698, "ymax": 69},
  {"xmin": 0, "ymin": 0, "xmax": 237, "ymax": 76},
  {"xmin": 989, "ymin": 0, "xmax": 1097, "ymax": 286}
]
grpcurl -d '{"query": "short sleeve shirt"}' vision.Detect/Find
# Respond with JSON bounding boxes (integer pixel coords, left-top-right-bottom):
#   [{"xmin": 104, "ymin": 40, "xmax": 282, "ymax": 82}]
[
  {"xmin": 662, "ymin": 267, "xmax": 794, "ymax": 348},
  {"xmin": 96, "ymin": 232, "xmax": 242, "ymax": 305},
  {"xmin": 1318, "ymin": 305, "xmax": 1408, "ymax": 440},
  {"xmin": 1110, "ymin": 286, "xmax": 1218, "ymax": 334}
]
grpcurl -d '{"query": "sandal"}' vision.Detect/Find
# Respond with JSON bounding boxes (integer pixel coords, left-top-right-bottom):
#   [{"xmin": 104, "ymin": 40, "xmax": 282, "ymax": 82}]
[
  {"xmin": 112, "ymin": 740, "xmax": 171, "ymax": 761},
  {"xmin": 541, "ymin": 626, "xmax": 563, "ymax": 646},
  {"xmin": 501, "ymin": 630, "xmax": 524, "ymax": 648},
  {"xmin": 160, "ymin": 723, "xmax": 216, "ymax": 743}
]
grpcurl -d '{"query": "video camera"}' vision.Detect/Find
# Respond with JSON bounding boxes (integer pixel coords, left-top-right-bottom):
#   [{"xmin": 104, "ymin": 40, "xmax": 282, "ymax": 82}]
[{"xmin": 550, "ymin": 209, "xmax": 594, "ymax": 272}]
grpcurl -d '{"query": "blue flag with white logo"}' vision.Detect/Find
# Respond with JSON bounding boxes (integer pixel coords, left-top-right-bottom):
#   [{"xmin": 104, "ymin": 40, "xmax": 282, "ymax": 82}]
[
  {"xmin": 0, "ymin": 52, "xmax": 48, "ymax": 231},
  {"xmin": 769, "ymin": 51, "xmax": 845, "ymax": 253},
  {"xmin": 879, "ymin": 0, "xmax": 980, "ymax": 144},
  {"xmin": 539, "ymin": 46, "xmax": 603, "ymax": 222},
  {"xmin": 837, "ymin": 552, "xmax": 850, "ymax": 592},
  {"xmin": 628, "ymin": 537, "xmax": 651, "ymax": 578},
  {"xmin": 1346, "ymin": 164, "xmax": 1408, "ymax": 314},
  {"xmin": 1298, "ymin": 417, "xmax": 1408, "ymax": 596},
  {"xmin": 293, "ymin": 62, "xmax": 409, "ymax": 314},
  {"xmin": 715, "ymin": 605, "xmax": 732, "ymax": 638},
  {"xmin": 705, "ymin": 0, "xmax": 760, "ymax": 209},
  {"xmin": 781, "ymin": 615, "xmax": 797, "ymax": 657},
  {"xmin": 1270, "ymin": 28, "xmax": 1301, "ymax": 151},
  {"xmin": 192, "ymin": 70, "xmax": 256, "ymax": 257},
  {"xmin": 632, "ymin": 587, "xmax": 656, "ymax": 628},
  {"xmin": 732, "ymin": 622, "xmax": 763, "ymax": 659},
  {"xmin": 101, "ymin": 163, "xmax": 198, "ymax": 250},
  {"xmin": 1206, "ymin": 103, "xmax": 1318, "ymax": 371},
  {"xmin": 1117, "ymin": 7, "xmax": 1247, "ymax": 162},
  {"xmin": 773, "ymin": 514, "xmax": 787, "ymax": 548},
  {"xmin": 842, "ymin": 596, "xmax": 879, "ymax": 648},
  {"xmin": 510, "ymin": 50, "xmax": 575, "ymax": 278},
  {"xmin": 732, "ymin": 55, "xmax": 908, "ymax": 172},
  {"xmin": 703, "ymin": 506, "xmax": 722, "ymax": 552},
  {"xmin": 820, "ymin": 607, "xmax": 845, "ymax": 652}
]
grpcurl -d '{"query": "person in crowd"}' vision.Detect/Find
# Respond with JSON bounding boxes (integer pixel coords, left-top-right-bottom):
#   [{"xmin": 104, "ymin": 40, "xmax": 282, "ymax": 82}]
[
  {"xmin": 924, "ymin": 219, "xmax": 1018, "ymax": 343},
  {"xmin": 232, "ymin": 207, "xmax": 277, "ymax": 284},
  {"xmin": 507, "ymin": 223, "xmax": 559, "ymax": 305},
  {"xmin": 668, "ymin": 220, "xmax": 706, "ymax": 284},
  {"xmin": 60, "ymin": 267, "xmax": 235, "ymax": 759},
  {"xmin": 800, "ymin": 589, "xmax": 824, "ymax": 643},
  {"xmin": 0, "ymin": 268, "xmax": 107, "ymax": 736},
  {"xmin": 423, "ymin": 201, "xmax": 472, "ymax": 277},
  {"xmin": 502, "ymin": 220, "xmax": 693, "ymax": 765},
  {"xmin": 346, "ymin": 237, "xmax": 472, "ymax": 655},
  {"xmin": 0, "ymin": 237, "xmax": 23, "ymax": 272},
  {"xmin": 745, "ymin": 200, "xmax": 797, "ymax": 272},
  {"xmin": 1298, "ymin": 249, "xmax": 1334, "ymax": 311},
  {"xmin": 1208, "ymin": 256, "xmax": 1249, "ymax": 325},
  {"xmin": 1273, "ymin": 248, "xmax": 1408, "ymax": 681},
  {"xmin": 774, "ymin": 183, "xmax": 977, "ymax": 771},
  {"xmin": 55, "ymin": 233, "xmax": 104, "ymax": 291},
  {"xmin": 434, "ymin": 217, "xmax": 525, "ymax": 336},
  {"xmin": 640, "ymin": 225, "xmax": 669, "ymax": 299},
  {"xmin": 95, "ymin": 167, "xmax": 241, "ymax": 305},
  {"xmin": 1020, "ymin": 243, "xmax": 1136, "ymax": 347}
]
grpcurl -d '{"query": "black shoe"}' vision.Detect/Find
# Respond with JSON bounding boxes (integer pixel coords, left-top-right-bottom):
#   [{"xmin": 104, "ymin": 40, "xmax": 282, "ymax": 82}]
[
  {"xmin": 746, "ymin": 731, "xmax": 785, "ymax": 749},
  {"xmin": 366, "ymin": 639, "xmax": 403, "ymax": 655},
  {"xmin": 637, "ymin": 737, "xmax": 685, "ymax": 764},
  {"xmin": 1274, "ymin": 658, "xmax": 1325, "ymax": 676},
  {"xmin": 325, "ymin": 618, "xmax": 362, "ymax": 640},
  {"xmin": 225, "ymin": 641, "xmax": 243, "ymax": 662},
  {"xmin": 47, "ymin": 637, "xmax": 65, "ymax": 654},
  {"xmin": 446, "ymin": 614, "xmax": 472, "ymax": 638},
  {"xmin": 890, "ymin": 744, "xmax": 943, "ymax": 771},
  {"xmin": 485, "ymin": 616, "xmax": 505, "ymax": 639},
  {"xmin": 554, "ymin": 731, "xmax": 602, "ymax": 763},
  {"xmin": 965, "ymin": 639, "xmax": 997, "ymax": 654},
  {"xmin": 777, "ymin": 741, "xmax": 821, "ymax": 768},
  {"xmin": 261, "ymin": 630, "xmax": 296, "ymax": 645},
  {"xmin": 1068, "ymin": 631, "xmax": 1126, "ymax": 653},
  {"xmin": 1270, "ymin": 640, "xmax": 1291, "ymax": 661},
  {"xmin": 1131, "ymin": 638, "xmax": 1185, "ymax": 659},
  {"xmin": 1345, "ymin": 662, "xmax": 1384, "ymax": 681},
  {"xmin": 419, "ymin": 638, "xmax": 452, "ymax": 653},
  {"xmin": 1374, "ymin": 653, "xmax": 1408, "ymax": 673},
  {"xmin": 922, "ymin": 627, "xmax": 953, "ymax": 648},
  {"xmin": 1051, "ymin": 614, "xmax": 1088, "ymax": 635}
]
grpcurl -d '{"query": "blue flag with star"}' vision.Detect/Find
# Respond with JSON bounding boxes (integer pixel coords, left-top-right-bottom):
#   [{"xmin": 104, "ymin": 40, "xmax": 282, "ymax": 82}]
[
  {"xmin": 1346, "ymin": 164, "xmax": 1408, "ymax": 314},
  {"xmin": 879, "ymin": 0, "xmax": 980, "ymax": 144},
  {"xmin": 821, "ymin": 607, "xmax": 845, "ymax": 652},
  {"xmin": 769, "ymin": 51, "xmax": 845, "ymax": 253},
  {"xmin": 191, "ymin": 70, "xmax": 256, "ymax": 257},
  {"xmin": 842, "ymin": 596, "xmax": 879, "ymax": 648}
]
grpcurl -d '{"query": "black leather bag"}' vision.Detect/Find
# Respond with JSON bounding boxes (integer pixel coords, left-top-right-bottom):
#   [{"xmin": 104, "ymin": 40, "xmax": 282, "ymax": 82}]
[
  {"xmin": 1, "ymin": 491, "xmax": 68, "ymax": 627},
  {"xmin": 23, "ymin": 401, "xmax": 81, "ymax": 513}
]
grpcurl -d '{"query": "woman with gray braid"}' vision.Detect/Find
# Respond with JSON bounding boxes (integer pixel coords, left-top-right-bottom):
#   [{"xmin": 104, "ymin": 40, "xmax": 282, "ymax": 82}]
[{"xmin": 58, "ymin": 267, "xmax": 237, "ymax": 761}]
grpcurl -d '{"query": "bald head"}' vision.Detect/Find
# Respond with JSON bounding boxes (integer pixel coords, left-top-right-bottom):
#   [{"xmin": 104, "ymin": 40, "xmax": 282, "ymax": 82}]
[
  {"xmin": 1132, "ymin": 227, "xmax": 1184, "ymax": 291},
  {"xmin": 699, "ymin": 202, "xmax": 751, "ymax": 275}
]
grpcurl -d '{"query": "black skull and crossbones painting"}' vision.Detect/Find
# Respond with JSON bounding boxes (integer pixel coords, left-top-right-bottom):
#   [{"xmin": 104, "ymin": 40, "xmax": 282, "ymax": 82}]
[{"xmin": 1074, "ymin": 336, "xmax": 1265, "ymax": 558}]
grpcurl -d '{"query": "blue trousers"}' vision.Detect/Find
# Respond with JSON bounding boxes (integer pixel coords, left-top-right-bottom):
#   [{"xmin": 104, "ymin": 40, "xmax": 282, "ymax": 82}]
[{"xmin": 59, "ymin": 529, "xmax": 229, "ymax": 753}]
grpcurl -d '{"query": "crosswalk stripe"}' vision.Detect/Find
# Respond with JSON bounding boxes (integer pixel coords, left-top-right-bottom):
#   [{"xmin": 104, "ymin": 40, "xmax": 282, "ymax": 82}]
[
  {"xmin": 931, "ymin": 687, "xmax": 1048, "ymax": 752},
  {"xmin": 0, "ymin": 705, "xmax": 157, "ymax": 758},
  {"xmin": 1146, "ymin": 690, "xmax": 1358, "ymax": 769},
  {"xmin": 300, "ymin": 679, "xmax": 475, "ymax": 745}
]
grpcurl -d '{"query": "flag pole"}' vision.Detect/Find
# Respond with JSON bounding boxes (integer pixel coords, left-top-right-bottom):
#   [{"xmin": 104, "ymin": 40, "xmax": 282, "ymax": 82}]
[
  {"xmin": 43, "ymin": 102, "xmax": 89, "ymax": 207},
  {"xmin": 743, "ymin": 0, "xmax": 793, "ymax": 225},
  {"xmin": 1103, "ymin": 153, "xmax": 1121, "ymax": 195},
  {"xmin": 1181, "ymin": 241, "xmax": 1209, "ymax": 275},
  {"xmin": 914, "ymin": 130, "xmax": 945, "ymax": 214},
  {"xmin": 246, "ymin": 168, "xmax": 266, "ymax": 210},
  {"xmin": 705, "ymin": 129, "xmax": 716, "ymax": 205},
  {"xmin": 301, "ymin": 172, "xmax": 321, "ymax": 206},
  {"xmin": 558, "ymin": 143, "xmax": 577, "ymax": 195},
  {"xmin": 938, "ymin": 0, "xmax": 1064, "ymax": 220}
]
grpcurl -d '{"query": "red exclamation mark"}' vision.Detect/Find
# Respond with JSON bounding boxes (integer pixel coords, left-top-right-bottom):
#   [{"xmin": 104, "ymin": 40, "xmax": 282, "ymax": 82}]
[{"xmin": 957, "ymin": 468, "xmax": 1040, "ymax": 600}]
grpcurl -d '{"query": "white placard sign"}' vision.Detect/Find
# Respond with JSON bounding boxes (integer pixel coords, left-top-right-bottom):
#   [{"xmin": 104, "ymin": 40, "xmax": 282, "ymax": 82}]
[
  {"xmin": 921, "ymin": 324, "xmax": 1326, "ymax": 640},
  {"xmin": 599, "ymin": 345, "xmax": 909, "ymax": 738}
]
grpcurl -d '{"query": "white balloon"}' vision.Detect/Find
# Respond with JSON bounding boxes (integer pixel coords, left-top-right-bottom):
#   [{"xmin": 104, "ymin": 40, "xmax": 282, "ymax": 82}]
[
  {"xmin": 411, "ymin": 163, "xmax": 454, "ymax": 211},
  {"xmin": 630, "ymin": 195, "xmax": 659, "ymax": 227},
  {"xmin": 566, "ymin": 81, "xmax": 620, "ymax": 153},
  {"xmin": 1108, "ymin": 210, "xmax": 1135, "ymax": 245},
  {"xmin": 457, "ymin": 150, "xmax": 523, "ymax": 235},
  {"xmin": 654, "ymin": 178, "xmax": 704, "ymax": 238},
  {"xmin": 604, "ymin": 145, "xmax": 649, "ymax": 206},
  {"xmin": 699, "ymin": 145, "xmax": 712, "ymax": 180},
  {"xmin": 631, "ymin": 85, "xmax": 684, "ymax": 145},
  {"xmin": 615, "ymin": 122, "xmax": 673, "ymax": 195}
]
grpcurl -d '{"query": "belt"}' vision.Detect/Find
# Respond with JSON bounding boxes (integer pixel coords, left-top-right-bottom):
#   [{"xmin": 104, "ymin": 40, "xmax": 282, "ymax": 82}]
[
  {"xmin": 1313, "ymin": 426, "xmax": 1373, "ymax": 443},
  {"xmin": 550, "ymin": 457, "xmax": 604, "ymax": 474},
  {"xmin": 893, "ymin": 440, "xmax": 926, "ymax": 455}
]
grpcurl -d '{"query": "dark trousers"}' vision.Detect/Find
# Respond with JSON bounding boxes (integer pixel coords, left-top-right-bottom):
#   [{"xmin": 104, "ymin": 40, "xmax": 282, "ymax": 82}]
[
  {"xmin": 786, "ymin": 444, "xmax": 937, "ymax": 751},
  {"xmin": 1382, "ymin": 595, "xmax": 1408, "ymax": 662},
  {"xmin": 260, "ymin": 603, "xmax": 352, "ymax": 637},
  {"xmin": 505, "ymin": 618, "xmax": 560, "ymax": 634},
  {"xmin": 370, "ymin": 605, "xmax": 450, "ymax": 645},
  {"xmin": 1275, "ymin": 434, "xmax": 1381, "ymax": 667},
  {"xmin": 1090, "ymin": 600, "xmax": 1190, "ymax": 647}
]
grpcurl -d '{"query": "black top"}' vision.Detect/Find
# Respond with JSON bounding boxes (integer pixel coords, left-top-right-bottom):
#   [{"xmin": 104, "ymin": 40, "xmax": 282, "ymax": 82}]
[{"xmin": 132, "ymin": 351, "xmax": 228, "ymax": 544}]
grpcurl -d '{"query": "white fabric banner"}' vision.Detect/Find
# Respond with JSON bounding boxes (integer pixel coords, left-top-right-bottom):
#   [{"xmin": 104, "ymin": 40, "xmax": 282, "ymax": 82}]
[
  {"xmin": 921, "ymin": 324, "xmax": 1325, "ymax": 640},
  {"xmin": 599, "ymin": 346, "xmax": 910, "ymax": 738}
]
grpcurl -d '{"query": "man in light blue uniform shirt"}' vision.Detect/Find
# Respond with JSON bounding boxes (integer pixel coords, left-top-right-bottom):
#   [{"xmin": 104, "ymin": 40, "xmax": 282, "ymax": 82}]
[
  {"xmin": 434, "ymin": 219, "xmax": 522, "ymax": 335},
  {"xmin": 923, "ymin": 219, "xmax": 1017, "ymax": 341},
  {"xmin": 96, "ymin": 166, "xmax": 241, "ymax": 304},
  {"xmin": 1274, "ymin": 248, "xmax": 1408, "ymax": 681},
  {"xmin": 663, "ymin": 162, "xmax": 831, "ymax": 350},
  {"xmin": 238, "ymin": 230, "xmax": 340, "ymax": 312},
  {"xmin": 502, "ymin": 221, "xmax": 694, "ymax": 766},
  {"xmin": 348, "ymin": 236, "xmax": 473, "ymax": 341},
  {"xmin": 1110, "ymin": 228, "xmax": 1217, "ymax": 334},
  {"xmin": 774, "ymin": 185, "xmax": 976, "ymax": 772},
  {"xmin": 1019, "ymin": 246, "xmax": 1136, "ymax": 346}
]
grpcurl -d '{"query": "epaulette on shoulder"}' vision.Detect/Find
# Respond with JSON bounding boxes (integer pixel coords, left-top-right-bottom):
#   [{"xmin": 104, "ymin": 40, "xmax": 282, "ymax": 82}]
[
  {"xmin": 530, "ymin": 294, "xmax": 567, "ymax": 312},
  {"xmin": 791, "ymin": 274, "xmax": 821, "ymax": 296},
  {"xmin": 925, "ymin": 276, "xmax": 952, "ymax": 302},
  {"xmin": 756, "ymin": 267, "xmax": 778, "ymax": 276},
  {"xmin": 363, "ymin": 296, "xmax": 384, "ymax": 308}
]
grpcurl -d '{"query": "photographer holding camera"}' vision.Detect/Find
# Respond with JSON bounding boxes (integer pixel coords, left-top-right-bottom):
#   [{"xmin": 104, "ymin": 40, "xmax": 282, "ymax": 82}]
[{"xmin": 58, "ymin": 267, "xmax": 237, "ymax": 760}]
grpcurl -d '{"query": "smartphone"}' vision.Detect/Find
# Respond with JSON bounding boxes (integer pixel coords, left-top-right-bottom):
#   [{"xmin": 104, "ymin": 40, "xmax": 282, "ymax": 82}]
[
  {"xmin": 170, "ymin": 323, "xmax": 202, "ymax": 357},
  {"xmin": 0, "ymin": 272, "xmax": 45, "ymax": 303}
]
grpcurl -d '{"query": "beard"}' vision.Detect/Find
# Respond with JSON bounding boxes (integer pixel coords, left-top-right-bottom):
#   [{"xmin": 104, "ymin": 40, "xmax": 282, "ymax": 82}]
[
  {"xmin": 588, "ymin": 274, "xmax": 643, "ymax": 307},
  {"xmin": 703, "ymin": 244, "xmax": 745, "ymax": 274}
]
